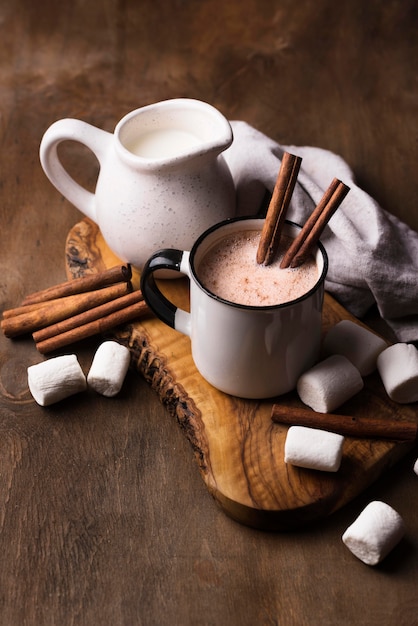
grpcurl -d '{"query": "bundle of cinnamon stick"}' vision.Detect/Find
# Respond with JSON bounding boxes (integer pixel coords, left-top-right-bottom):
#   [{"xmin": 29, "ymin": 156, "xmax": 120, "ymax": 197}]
[
  {"xmin": 257, "ymin": 152, "xmax": 350, "ymax": 267},
  {"xmin": 1, "ymin": 265, "xmax": 150, "ymax": 354}
]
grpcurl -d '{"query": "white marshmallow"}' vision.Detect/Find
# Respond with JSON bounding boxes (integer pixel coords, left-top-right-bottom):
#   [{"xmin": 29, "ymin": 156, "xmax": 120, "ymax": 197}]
[
  {"xmin": 413, "ymin": 459, "xmax": 418, "ymax": 476},
  {"xmin": 87, "ymin": 341, "xmax": 131, "ymax": 397},
  {"xmin": 377, "ymin": 343, "xmax": 418, "ymax": 403},
  {"xmin": 284, "ymin": 425, "xmax": 344, "ymax": 472},
  {"xmin": 342, "ymin": 501, "xmax": 405, "ymax": 565},
  {"xmin": 296, "ymin": 355, "xmax": 364, "ymax": 413},
  {"xmin": 28, "ymin": 354, "xmax": 86, "ymax": 406},
  {"xmin": 323, "ymin": 319, "xmax": 387, "ymax": 376}
]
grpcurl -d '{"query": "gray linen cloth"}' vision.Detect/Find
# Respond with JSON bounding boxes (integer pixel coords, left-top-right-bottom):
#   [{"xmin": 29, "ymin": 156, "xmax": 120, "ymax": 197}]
[{"xmin": 224, "ymin": 121, "xmax": 418, "ymax": 343}]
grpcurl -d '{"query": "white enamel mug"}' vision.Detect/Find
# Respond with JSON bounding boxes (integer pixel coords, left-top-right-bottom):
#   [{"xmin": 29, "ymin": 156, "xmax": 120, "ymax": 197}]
[{"xmin": 140, "ymin": 217, "xmax": 328, "ymax": 399}]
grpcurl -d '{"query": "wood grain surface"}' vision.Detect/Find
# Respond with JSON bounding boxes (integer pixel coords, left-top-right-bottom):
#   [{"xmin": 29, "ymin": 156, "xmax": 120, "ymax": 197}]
[
  {"xmin": 1, "ymin": 1, "xmax": 418, "ymax": 624},
  {"xmin": 65, "ymin": 218, "xmax": 418, "ymax": 531}
]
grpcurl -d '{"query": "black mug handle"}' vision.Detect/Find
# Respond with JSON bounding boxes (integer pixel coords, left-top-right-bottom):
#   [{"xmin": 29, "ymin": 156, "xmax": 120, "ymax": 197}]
[{"xmin": 140, "ymin": 249, "xmax": 192, "ymax": 335}]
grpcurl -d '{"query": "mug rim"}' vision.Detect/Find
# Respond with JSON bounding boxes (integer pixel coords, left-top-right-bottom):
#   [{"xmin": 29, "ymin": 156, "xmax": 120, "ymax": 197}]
[{"xmin": 189, "ymin": 216, "xmax": 328, "ymax": 311}]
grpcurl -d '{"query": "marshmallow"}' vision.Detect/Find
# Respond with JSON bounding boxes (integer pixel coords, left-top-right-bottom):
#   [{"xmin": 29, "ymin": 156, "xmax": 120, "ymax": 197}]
[
  {"xmin": 413, "ymin": 459, "xmax": 418, "ymax": 476},
  {"xmin": 28, "ymin": 354, "xmax": 86, "ymax": 406},
  {"xmin": 323, "ymin": 320, "xmax": 387, "ymax": 376},
  {"xmin": 296, "ymin": 355, "xmax": 364, "ymax": 413},
  {"xmin": 377, "ymin": 343, "xmax": 418, "ymax": 403},
  {"xmin": 284, "ymin": 425, "xmax": 344, "ymax": 472},
  {"xmin": 342, "ymin": 501, "xmax": 405, "ymax": 565},
  {"xmin": 87, "ymin": 341, "xmax": 131, "ymax": 397}
]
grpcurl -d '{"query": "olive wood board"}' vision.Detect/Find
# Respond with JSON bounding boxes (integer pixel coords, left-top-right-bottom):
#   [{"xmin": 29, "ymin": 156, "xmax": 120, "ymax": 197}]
[{"xmin": 65, "ymin": 217, "xmax": 418, "ymax": 531}]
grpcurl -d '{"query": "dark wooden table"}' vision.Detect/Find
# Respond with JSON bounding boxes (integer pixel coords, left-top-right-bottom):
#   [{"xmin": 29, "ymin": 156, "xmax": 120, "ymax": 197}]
[{"xmin": 1, "ymin": 1, "xmax": 417, "ymax": 624}]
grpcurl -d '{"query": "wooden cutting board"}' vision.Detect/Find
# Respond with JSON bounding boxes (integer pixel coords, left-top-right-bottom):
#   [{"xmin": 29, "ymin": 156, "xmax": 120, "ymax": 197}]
[{"xmin": 65, "ymin": 217, "xmax": 418, "ymax": 530}]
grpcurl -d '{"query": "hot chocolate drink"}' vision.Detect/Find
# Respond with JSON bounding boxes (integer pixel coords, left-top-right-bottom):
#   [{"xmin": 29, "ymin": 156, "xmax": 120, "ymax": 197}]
[{"xmin": 197, "ymin": 229, "xmax": 318, "ymax": 306}]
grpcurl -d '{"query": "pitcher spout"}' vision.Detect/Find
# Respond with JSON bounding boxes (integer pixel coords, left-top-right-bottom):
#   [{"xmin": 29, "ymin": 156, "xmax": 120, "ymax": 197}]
[{"xmin": 115, "ymin": 98, "xmax": 233, "ymax": 168}]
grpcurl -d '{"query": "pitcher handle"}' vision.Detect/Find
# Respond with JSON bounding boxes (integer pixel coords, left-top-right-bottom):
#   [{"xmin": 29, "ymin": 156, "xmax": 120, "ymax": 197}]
[
  {"xmin": 39, "ymin": 118, "xmax": 113, "ymax": 223},
  {"xmin": 140, "ymin": 249, "xmax": 192, "ymax": 337}
]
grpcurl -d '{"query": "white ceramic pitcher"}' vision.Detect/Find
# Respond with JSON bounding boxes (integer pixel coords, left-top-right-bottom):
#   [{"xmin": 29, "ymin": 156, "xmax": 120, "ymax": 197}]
[{"xmin": 39, "ymin": 98, "xmax": 236, "ymax": 269}]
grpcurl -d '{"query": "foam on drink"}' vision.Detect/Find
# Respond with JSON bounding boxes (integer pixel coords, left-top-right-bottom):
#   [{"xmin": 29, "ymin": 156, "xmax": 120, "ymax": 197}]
[{"xmin": 197, "ymin": 230, "xmax": 319, "ymax": 306}]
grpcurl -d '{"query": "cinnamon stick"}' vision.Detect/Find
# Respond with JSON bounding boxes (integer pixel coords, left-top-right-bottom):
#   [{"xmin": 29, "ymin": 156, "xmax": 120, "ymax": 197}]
[
  {"xmin": 2, "ymin": 298, "xmax": 58, "ymax": 319},
  {"xmin": 1, "ymin": 282, "xmax": 131, "ymax": 338},
  {"xmin": 33, "ymin": 289, "xmax": 144, "ymax": 342},
  {"xmin": 35, "ymin": 299, "xmax": 150, "ymax": 354},
  {"xmin": 280, "ymin": 178, "xmax": 350, "ymax": 268},
  {"xmin": 20, "ymin": 264, "xmax": 132, "ymax": 306},
  {"xmin": 256, "ymin": 152, "xmax": 302, "ymax": 265},
  {"xmin": 271, "ymin": 404, "xmax": 417, "ymax": 441}
]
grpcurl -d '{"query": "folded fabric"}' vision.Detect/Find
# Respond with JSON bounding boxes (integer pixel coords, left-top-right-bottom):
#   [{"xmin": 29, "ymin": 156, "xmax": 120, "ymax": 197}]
[{"xmin": 224, "ymin": 121, "xmax": 418, "ymax": 342}]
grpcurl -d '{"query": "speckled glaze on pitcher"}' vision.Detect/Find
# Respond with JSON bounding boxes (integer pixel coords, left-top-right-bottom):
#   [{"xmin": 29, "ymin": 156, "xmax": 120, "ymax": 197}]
[{"xmin": 39, "ymin": 98, "xmax": 236, "ymax": 269}]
